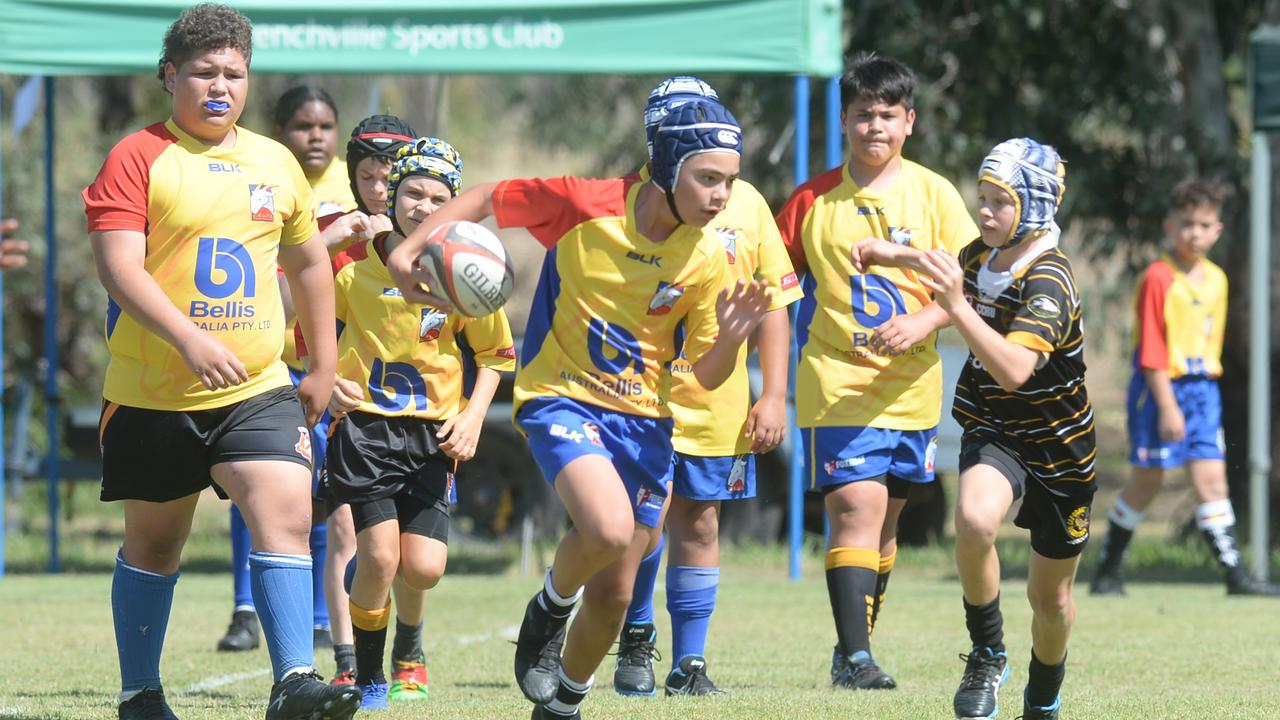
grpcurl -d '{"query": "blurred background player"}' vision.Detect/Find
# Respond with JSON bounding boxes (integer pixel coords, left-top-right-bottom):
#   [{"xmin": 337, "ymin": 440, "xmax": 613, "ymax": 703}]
[
  {"xmin": 774, "ymin": 53, "xmax": 976, "ymax": 691},
  {"xmin": 1091, "ymin": 179, "xmax": 1280, "ymax": 597},
  {"xmin": 613, "ymin": 78, "xmax": 801, "ymax": 698},
  {"xmin": 385, "ymin": 100, "xmax": 772, "ymax": 720},
  {"xmin": 217, "ymin": 84, "xmax": 356, "ymax": 656},
  {"xmin": 82, "ymin": 4, "xmax": 357, "ymax": 718},
  {"xmin": 326, "ymin": 137, "xmax": 516, "ymax": 709},
  {"xmin": 0, "ymin": 217, "xmax": 31, "ymax": 269},
  {"xmin": 861, "ymin": 137, "xmax": 1089, "ymax": 720}
]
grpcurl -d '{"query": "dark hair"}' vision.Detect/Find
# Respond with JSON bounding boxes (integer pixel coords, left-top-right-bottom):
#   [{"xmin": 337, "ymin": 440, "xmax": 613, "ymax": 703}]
[
  {"xmin": 839, "ymin": 52, "xmax": 916, "ymax": 111},
  {"xmin": 273, "ymin": 86, "xmax": 339, "ymax": 133},
  {"xmin": 1170, "ymin": 178, "xmax": 1228, "ymax": 214},
  {"xmin": 156, "ymin": 3, "xmax": 253, "ymax": 82}
]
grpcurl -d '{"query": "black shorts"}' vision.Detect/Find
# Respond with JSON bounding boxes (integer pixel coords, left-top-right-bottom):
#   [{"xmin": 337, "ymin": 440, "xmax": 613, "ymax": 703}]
[
  {"xmin": 350, "ymin": 493, "xmax": 451, "ymax": 541},
  {"xmin": 99, "ymin": 385, "xmax": 312, "ymax": 503},
  {"xmin": 326, "ymin": 410, "xmax": 456, "ymax": 508},
  {"xmin": 959, "ymin": 435, "xmax": 1096, "ymax": 560}
]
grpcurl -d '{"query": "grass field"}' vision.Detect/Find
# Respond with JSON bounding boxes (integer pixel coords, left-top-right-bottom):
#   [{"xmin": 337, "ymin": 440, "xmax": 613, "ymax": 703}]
[{"xmin": 2, "ymin": 535, "xmax": 1279, "ymax": 720}]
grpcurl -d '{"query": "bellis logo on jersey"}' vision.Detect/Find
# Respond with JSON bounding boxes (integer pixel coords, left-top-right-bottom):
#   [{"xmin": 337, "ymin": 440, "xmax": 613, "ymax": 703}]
[
  {"xmin": 419, "ymin": 309, "xmax": 448, "ymax": 341},
  {"xmin": 249, "ymin": 184, "xmax": 276, "ymax": 223},
  {"xmin": 715, "ymin": 227, "xmax": 740, "ymax": 264},
  {"xmin": 647, "ymin": 282, "xmax": 686, "ymax": 315},
  {"xmin": 191, "ymin": 237, "xmax": 257, "ymax": 323}
]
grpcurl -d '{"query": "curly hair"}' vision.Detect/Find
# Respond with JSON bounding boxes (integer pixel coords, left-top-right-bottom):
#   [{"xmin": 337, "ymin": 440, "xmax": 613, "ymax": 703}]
[
  {"xmin": 156, "ymin": 3, "xmax": 253, "ymax": 82},
  {"xmin": 1170, "ymin": 178, "xmax": 1229, "ymax": 214}
]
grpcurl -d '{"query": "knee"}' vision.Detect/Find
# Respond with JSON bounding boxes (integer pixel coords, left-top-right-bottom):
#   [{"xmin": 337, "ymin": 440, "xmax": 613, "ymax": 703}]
[
  {"xmin": 580, "ymin": 522, "xmax": 634, "ymax": 562},
  {"xmin": 360, "ymin": 543, "xmax": 400, "ymax": 584},
  {"xmin": 400, "ymin": 554, "xmax": 446, "ymax": 591},
  {"xmin": 123, "ymin": 539, "xmax": 184, "ymax": 575},
  {"xmin": 677, "ymin": 508, "xmax": 719, "ymax": 551},
  {"xmin": 1026, "ymin": 584, "xmax": 1073, "ymax": 626},
  {"xmin": 954, "ymin": 505, "xmax": 1000, "ymax": 547}
]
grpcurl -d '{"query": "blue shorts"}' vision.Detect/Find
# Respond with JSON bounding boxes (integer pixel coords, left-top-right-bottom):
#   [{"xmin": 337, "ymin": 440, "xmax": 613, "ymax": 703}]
[
  {"xmin": 517, "ymin": 397, "xmax": 672, "ymax": 528},
  {"xmin": 802, "ymin": 426, "xmax": 939, "ymax": 490},
  {"xmin": 289, "ymin": 366, "xmax": 331, "ymax": 492},
  {"xmin": 667, "ymin": 452, "xmax": 756, "ymax": 501},
  {"xmin": 1127, "ymin": 374, "xmax": 1224, "ymax": 468}
]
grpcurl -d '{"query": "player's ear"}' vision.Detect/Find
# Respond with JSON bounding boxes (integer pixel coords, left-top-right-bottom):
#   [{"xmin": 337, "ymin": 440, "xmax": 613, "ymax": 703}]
[{"xmin": 163, "ymin": 62, "xmax": 177, "ymax": 94}]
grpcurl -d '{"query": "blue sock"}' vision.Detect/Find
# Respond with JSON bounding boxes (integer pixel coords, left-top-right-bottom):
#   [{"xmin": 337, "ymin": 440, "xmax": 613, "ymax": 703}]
[
  {"xmin": 230, "ymin": 505, "xmax": 254, "ymax": 611},
  {"xmin": 626, "ymin": 534, "xmax": 664, "ymax": 625},
  {"xmin": 309, "ymin": 522, "xmax": 329, "ymax": 629},
  {"xmin": 112, "ymin": 552, "xmax": 178, "ymax": 694},
  {"xmin": 250, "ymin": 551, "xmax": 314, "ymax": 681},
  {"xmin": 666, "ymin": 565, "xmax": 719, "ymax": 669}
]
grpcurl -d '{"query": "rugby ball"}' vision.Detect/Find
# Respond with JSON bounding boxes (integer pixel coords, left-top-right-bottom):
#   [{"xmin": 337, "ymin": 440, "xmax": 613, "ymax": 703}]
[{"xmin": 415, "ymin": 220, "xmax": 515, "ymax": 317}]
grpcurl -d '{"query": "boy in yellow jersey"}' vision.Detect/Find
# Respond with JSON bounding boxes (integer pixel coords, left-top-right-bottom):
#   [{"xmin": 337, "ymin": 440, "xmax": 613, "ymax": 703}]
[
  {"xmin": 386, "ymin": 101, "xmax": 771, "ymax": 720},
  {"xmin": 775, "ymin": 53, "xmax": 976, "ymax": 690},
  {"xmin": 82, "ymin": 4, "xmax": 357, "ymax": 719},
  {"xmin": 326, "ymin": 137, "xmax": 516, "ymax": 710},
  {"xmin": 861, "ymin": 138, "xmax": 1089, "ymax": 720},
  {"xmin": 1092, "ymin": 179, "xmax": 1280, "ymax": 597},
  {"xmin": 613, "ymin": 78, "xmax": 801, "ymax": 698}
]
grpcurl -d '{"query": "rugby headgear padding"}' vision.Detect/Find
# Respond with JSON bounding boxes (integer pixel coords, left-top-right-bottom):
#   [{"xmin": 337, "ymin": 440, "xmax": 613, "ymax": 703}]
[
  {"xmin": 650, "ymin": 101, "xmax": 742, "ymax": 224},
  {"xmin": 644, "ymin": 76, "xmax": 719, "ymax": 158},
  {"xmin": 386, "ymin": 137, "xmax": 464, "ymax": 236},
  {"xmin": 346, "ymin": 114, "xmax": 417, "ymax": 214},
  {"xmin": 979, "ymin": 137, "xmax": 1066, "ymax": 249}
]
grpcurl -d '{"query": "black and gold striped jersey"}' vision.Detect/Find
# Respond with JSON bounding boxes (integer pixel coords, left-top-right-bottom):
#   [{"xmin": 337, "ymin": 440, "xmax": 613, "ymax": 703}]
[{"xmin": 951, "ymin": 239, "xmax": 1096, "ymax": 484}]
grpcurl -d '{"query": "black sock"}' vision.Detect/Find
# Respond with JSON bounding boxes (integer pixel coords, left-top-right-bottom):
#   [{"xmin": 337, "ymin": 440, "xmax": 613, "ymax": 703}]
[
  {"xmin": 536, "ymin": 588, "xmax": 576, "ymax": 621},
  {"xmin": 963, "ymin": 595, "xmax": 1005, "ymax": 653},
  {"xmin": 353, "ymin": 625, "xmax": 388, "ymax": 685},
  {"xmin": 1026, "ymin": 650, "xmax": 1065, "ymax": 707},
  {"xmin": 1097, "ymin": 524, "xmax": 1134, "ymax": 572},
  {"xmin": 1200, "ymin": 524, "xmax": 1242, "ymax": 574},
  {"xmin": 825, "ymin": 548, "xmax": 879, "ymax": 657},
  {"xmin": 333, "ymin": 643, "xmax": 357, "ymax": 674},
  {"xmin": 391, "ymin": 619, "xmax": 424, "ymax": 664}
]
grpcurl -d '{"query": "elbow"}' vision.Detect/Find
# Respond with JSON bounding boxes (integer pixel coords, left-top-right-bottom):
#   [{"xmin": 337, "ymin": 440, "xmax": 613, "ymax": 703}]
[
  {"xmin": 693, "ymin": 366, "xmax": 727, "ymax": 392},
  {"xmin": 996, "ymin": 368, "xmax": 1034, "ymax": 392}
]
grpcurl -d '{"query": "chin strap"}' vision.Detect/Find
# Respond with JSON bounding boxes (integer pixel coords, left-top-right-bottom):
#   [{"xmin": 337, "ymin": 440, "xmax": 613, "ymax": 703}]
[{"xmin": 664, "ymin": 187, "xmax": 685, "ymax": 226}]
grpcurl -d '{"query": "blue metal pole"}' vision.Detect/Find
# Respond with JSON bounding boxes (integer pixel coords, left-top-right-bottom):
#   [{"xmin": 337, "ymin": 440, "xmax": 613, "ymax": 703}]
[
  {"xmin": 825, "ymin": 76, "xmax": 842, "ymax": 170},
  {"xmin": 0, "ymin": 86, "xmax": 7, "ymax": 579},
  {"xmin": 788, "ymin": 74, "xmax": 810, "ymax": 582},
  {"xmin": 43, "ymin": 76, "xmax": 59, "ymax": 574}
]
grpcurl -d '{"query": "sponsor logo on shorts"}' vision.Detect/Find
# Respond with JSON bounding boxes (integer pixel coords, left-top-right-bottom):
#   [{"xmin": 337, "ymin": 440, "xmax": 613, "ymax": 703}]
[
  {"xmin": 582, "ymin": 422, "xmax": 604, "ymax": 448},
  {"xmin": 1066, "ymin": 504, "xmax": 1090, "ymax": 541},
  {"xmin": 1027, "ymin": 294, "xmax": 1061, "ymax": 319},
  {"xmin": 1136, "ymin": 446, "xmax": 1172, "ymax": 463},
  {"xmin": 294, "ymin": 426, "xmax": 312, "ymax": 463},
  {"xmin": 823, "ymin": 456, "xmax": 866, "ymax": 476},
  {"xmin": 445, "ymin": 471, "xmax": 455, "ymax": 500},
  {"xmin": 925, "ymin": 436, "xmax": 938, "ymax": 474},
  {"xmin": 249, "ymin": 184, "xmax": 276, "ymax": 223},
  {"xmin": 647, "ymin": 282, "xmax": 687, "ymax": 316},
  {"xmin": 727, "ymin": 454, "xmax": 748, "ymax": 493},
  {"xmin": 635, "ymin": 487, "xmax": 664, "ymax": 512},
  {"xmin": 549, "ymin": 423, "xmax": 586, "ymax": 444}
]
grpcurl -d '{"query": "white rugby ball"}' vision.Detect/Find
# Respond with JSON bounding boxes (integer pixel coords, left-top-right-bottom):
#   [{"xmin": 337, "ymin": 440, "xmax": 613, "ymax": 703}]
[{"xmin": 415, "ymin": 220, "xmax": 515, "ymax": 318}]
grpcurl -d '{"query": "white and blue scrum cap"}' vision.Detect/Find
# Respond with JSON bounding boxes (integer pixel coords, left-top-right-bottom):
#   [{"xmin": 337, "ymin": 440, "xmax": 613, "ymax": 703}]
[
  {"xmin": 649, "ymin": 100, "xmax": 742, "ymax": 197},
  {"xmin": 644, "ymin": 76, "xmax": 720, "ymax": 158},
  {"xmin": 978, "ymin": 137, "xmax": 1066, "ymax": 248}
]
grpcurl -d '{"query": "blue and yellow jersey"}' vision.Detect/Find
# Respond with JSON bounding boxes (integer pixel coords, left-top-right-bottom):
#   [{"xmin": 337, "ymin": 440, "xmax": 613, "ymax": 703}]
[
  {"xmin": 775, "ymin": 160, "xmax": 977, "ymax": 430},
  {"xmin": 83, "ymin": 119, "xmax": 316, "ymax": 411},
  {"xmin": 493, "ymin": 175, "xmax": 730, "ymax": 420},
  {"xmin": 632, "ymin": 165, "xmax": 802, "ymax": 455},
  {"xmin": 1132, "ymin": 255, "xmax": 1227, "ymax": 379},
  {"xmin": 332, "ymin": 236, "xmax": 516, "ymax": 420}
]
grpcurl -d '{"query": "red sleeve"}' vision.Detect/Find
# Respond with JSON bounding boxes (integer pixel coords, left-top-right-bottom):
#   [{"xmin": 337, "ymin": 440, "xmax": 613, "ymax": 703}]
[
  {"xmin": 492, "ymin": 176, "xmax": 628, "ymax": 250},
  {"xmin": 317, "ymin": 210, "xmax": 348, "ymax": 232},
  {"xmin": 1136, "ymin": 261, "xmax": 1174, "ymax": 371},
  {"xmin": 82, "ymin": 123, "xmax": 176, "ymax": 232},
  {"xmin": 772, "ymin": 166, "xmax": 844, "ymax": 276}
]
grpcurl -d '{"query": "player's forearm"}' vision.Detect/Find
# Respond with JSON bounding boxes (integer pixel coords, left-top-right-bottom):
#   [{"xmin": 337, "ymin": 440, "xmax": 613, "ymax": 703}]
[
  {"xmin": 755, "ymin": 308, "xmax": 790, "ymax": 401},
  {"xmin": 692, "ymin": 335, "xmax": 745, "ymax": 391},
  {"xmin": 1141, "ymin": 367, "xmax": 1179, "ymax": 411},
  {"xmin": 872, "ymin": 243, "xmax": 929, "ymax": 272},
  {"xmin": 912, "ymin": 301, "xmax": 952, "ymax": 333},
  {"xmin": 949, "ymin": 302, "xmax": 1039, "ymax": 391},
  {"xmin": 281, "ymin": 242, "xmax": 336, "ymax": 374},
  {"xmin": 463, "ymin": 368, "xmax": 503, "ymax": 416}
]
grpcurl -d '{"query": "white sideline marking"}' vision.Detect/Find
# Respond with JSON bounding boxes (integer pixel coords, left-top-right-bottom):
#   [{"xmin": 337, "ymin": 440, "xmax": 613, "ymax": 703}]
[
  {"xmin": 456, "ymin": 622, "xmax": 521, "ymax": 646},
  {"xmin": 182, "ymin": 667, "xmax": 272, "ymax": 694}
]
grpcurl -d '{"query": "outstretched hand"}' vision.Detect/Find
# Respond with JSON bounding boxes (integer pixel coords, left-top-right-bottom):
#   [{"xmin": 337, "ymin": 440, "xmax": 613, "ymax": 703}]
[
  {"xmin": 715, "ymin": 279, "xmax": 772, "ymax": 345},
  {"xmin": 385, "ymin": 241, "xmax": 456, "ymax": 311}
]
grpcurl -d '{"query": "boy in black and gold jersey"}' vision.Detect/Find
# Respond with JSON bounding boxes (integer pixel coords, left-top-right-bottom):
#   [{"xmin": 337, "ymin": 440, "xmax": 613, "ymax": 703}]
[{"xmin": 856, "ymin": 138, "xmax": 1088, "ymax": 720}]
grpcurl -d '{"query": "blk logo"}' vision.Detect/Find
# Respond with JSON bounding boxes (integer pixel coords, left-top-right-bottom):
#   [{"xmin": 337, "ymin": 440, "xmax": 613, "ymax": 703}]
[{"xmin": 195, "ymin": 237, "xmax": 255, "ymax": 299}]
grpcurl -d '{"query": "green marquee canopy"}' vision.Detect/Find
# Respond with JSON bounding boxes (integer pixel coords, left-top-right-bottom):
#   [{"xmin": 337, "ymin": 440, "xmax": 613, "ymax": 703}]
[{"xmin": 0, "ymin": 0, "xmax": 843, "ymax": 76}]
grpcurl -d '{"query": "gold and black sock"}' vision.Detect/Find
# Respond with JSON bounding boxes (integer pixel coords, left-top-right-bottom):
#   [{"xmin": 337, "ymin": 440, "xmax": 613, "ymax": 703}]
[
  {"xmin": 869, "ymin": 547, "xmax": 897, "ymax": 635},
  {"xmin": 350, "ymin": 600, "xmax": 391, "ymax": 686},
  {"xmin": 824, "ymin": 547, "xmax": 879, "ymax": 657}
]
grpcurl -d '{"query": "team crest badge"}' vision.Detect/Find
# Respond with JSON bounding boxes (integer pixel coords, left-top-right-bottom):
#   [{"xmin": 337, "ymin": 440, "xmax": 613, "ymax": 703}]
[
  {"xmin": 294, "ymin": 426, "xmax": 312, "ymax": 463},
  {"xmin": 445, "ymin": 471, "xmax": 456, "ymax": 501},
  {"xmin": 1066, "ymin": 505, "xmax": 1090, "ymax": 541},
  {"xmin": 889, "ymin": 226, "xmax": 912, "ymax": 245},
  {"xmin": 726, "ymin": 454, "xmax": 748, "ymax": 493},
  {"xmin": 715, "ymin": 227, "xmax": 741, "ymax": 264},
  {"xmin": 250, "ymin": 184, "xmax": 276, "ymax": 222},
  {"xmin": 419, "ymin": 308, "xmax": 448, "ymax": 341},
  {"xmin": 582, "ymin": 422, "xmax": 604, "ymax": 448},
  {"xmin": 647, "ymin": 282, "xmax": 687, "ymax": 315}
]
